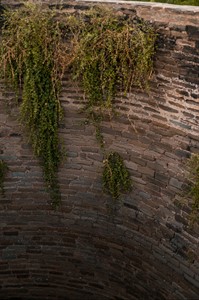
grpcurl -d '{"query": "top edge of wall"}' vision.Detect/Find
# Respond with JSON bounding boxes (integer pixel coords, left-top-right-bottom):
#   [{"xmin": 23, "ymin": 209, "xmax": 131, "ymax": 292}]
[
  {"xmin": 78, "ymin": 0, "xmax": 199, "ymax": 11},
  {"xmin": 1, "ymin": 0, "xmax": 199, "ymax": 12}
]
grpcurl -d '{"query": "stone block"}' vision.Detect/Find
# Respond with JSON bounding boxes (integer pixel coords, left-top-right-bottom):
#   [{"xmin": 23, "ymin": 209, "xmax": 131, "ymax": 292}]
[{"xmin": 169, "ymin": 178, "xmax": 183, "ymax": 189}]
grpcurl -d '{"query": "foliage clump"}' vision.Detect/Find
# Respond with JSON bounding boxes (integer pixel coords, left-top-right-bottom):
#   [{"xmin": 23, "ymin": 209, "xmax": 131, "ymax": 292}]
[
  {"xmin": 187, "ymin": 154, "xmax": 199, "ymax": 223},
  {"xmin": 0, "ymin": 160, "xmax": 8, "ymax": 196},
  {"xmin": 69, "ymin": 7, "xmax": 155, "ymax": 200},
  {"xmin": 103, "ymin": 152, "xmax": 132, "ymax": 200},
  {"xmin": 0, "ymin": 4, "xmax": 156, "ymax": 206},
  {"xmin": 0, "ymin": 3, "xmax": 69, "ymax": 207},
  {"xmin": 71, "ymin": 6, "xmax": 156, "ymax": 114}
]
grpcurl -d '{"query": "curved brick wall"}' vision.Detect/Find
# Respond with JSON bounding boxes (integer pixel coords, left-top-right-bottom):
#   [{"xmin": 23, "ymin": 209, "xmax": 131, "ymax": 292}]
[{"xmin": 0, "ymin": 1, "xmax": 199, "ymax": 299}]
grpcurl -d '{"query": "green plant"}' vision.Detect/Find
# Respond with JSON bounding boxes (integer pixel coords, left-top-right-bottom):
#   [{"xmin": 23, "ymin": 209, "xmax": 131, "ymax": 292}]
[
  {"xmin": 0, "ymin": 3, "xmax": 70, "ymax": 208},
  {"xmin": 103, "ymin": 152, "xmax": 132, "ymax": 200},
  {"xmin": 0, "ymin": 4, "xmax": 156, "ymax": 206},
  {"xmin": 149, "ymin": 0, "xmax": 199, "ymax": 5},
  {"xmin": 71, "ymin": 6, "xmax": 156, "ymax": 116},
  {"xmin": 0, "ymin": 159, "xmax": 8, "ymax": 196},
  {"xmin": 69, "ymin": 7, "xmax": 155, "ymax": 201},
  {"xmin": 187, "ymin": 154, "xmax": 199, "ymax": 223}
]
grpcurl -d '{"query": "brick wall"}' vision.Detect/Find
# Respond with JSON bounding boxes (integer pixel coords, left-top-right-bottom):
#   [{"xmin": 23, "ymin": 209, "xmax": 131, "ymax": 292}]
[{"xmin": 0, "ymin": 1, "xmax": 199, "ymax": 299}]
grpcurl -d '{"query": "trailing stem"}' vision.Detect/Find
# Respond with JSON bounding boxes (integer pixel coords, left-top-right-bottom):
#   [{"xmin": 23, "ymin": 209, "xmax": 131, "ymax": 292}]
[
  {"xmin": 0, "ymin": 3, "xmax": 70, "ymax": 207},
  {"xmin": 0, "ymin": 160, "xmax": 8, "ymax": 196},
  {"xmin": 187, "ymin": 154, "xmax": 199, "ymax": 223}
]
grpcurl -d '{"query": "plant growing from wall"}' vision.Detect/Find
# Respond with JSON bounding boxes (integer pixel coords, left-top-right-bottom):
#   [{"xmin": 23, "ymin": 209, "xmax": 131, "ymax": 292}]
[
  {"xmin": 71, "ymin": 6, "xmax": 156, "ymax": 116},
  {"xmin": 70, "ymin": 7, "xmax": 156, "ymax": 200},
  {"xmin": 0, "ymin": 159, "xmax": 8, "ymax": 196},
  {"xmin": 0, "ymin": 4, "xmax": 156, "ymax": 205},
  {"xmin": 187, "ymin": 154, "xmax": 199, "ymax": 223},
  {"xmin": 0, "ymin": 3, "xmax": 70, "ymax": 208},
  {"xmin": 102, "ymin": 152, "xmax": 131, "ymax": 200}
]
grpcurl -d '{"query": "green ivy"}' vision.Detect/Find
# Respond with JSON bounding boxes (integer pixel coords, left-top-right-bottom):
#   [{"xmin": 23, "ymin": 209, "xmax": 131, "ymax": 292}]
[
  {"xmin": 71, "ymin": 7, "xmax": 156, "ymax": 115},
  {"xmin": 0, "ymin": 4, "xmax": 157, "ymax": 206},
  {"xmin": 69, "ymin": 7, "xmax": 155, "ymax": 200},
  {"xmin": 0, "ymin": 3, "xmax": 69, "ymax": 208},
  {"xmin": 0, "ymin": 159, "xmax": 8, "ymax": 196},
  {"xmin": 187, "ymin": 154, "xmax": 199, "ymax": 223},
  {"xmin": 103, "ymin": 152, "xmax": 132, "ymax": 200}
]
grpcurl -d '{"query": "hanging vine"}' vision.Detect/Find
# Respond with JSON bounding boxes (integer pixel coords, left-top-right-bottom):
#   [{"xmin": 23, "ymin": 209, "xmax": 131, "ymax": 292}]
[
  {"xmin": 0, "ymin": 159, "xmax": 8, "ymax": 196},
  {"xmin": 103, "ymin": 152, "xmax": 132, "ymax": 200},
  {"xmin": 0, "ymin": 3, "xmax": 157, "ymax": 205},
  {"xmin": 187, "ymin": 154, "xmax": 199, "ymax": 223},
  {"xmin": 71, "ymin": 6, "xmax": 156, "ymax": 115},
  {"xmin": 0, "ymin": 3, "xmax": 70, "ymax": 207},
  {"xmin": 69, "ymin": 7, "xmax": 156, "ymax": 200}
]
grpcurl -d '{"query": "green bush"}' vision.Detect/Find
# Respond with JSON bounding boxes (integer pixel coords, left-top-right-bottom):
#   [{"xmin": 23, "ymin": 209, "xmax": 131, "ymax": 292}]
[
  {"xmin": 0, "ymin": 4, "xmax": 157, "ymax": 205},
  {"xmin": 103, "ymin": 152, "xmax": 132, "ymax": 200},
  {"xmin": 69, "ymin": 7, "xmax": 156, "ymax": 200},
  {"xmin": 71, "ymin": 7, "xmax": 156, "ymax": 115},
  {"xmin": 0, "ymin": 3, "xmax": 69, "ymax": 207}
]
